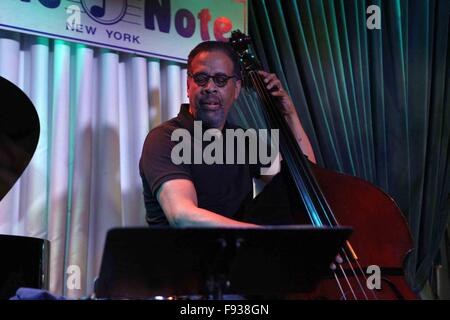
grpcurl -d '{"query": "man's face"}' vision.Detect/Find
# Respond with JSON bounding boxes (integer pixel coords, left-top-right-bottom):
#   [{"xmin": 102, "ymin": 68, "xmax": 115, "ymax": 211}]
[{"xmin": 187, "ymin": 50, "xmax": 241, "ymax": 129}]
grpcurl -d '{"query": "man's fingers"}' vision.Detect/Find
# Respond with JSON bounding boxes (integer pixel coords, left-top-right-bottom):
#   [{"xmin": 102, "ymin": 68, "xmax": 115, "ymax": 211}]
[
  {"xmin": 267, "ymin": 80, "xmax": 281, "ymax": 91},
  {"xmin": 258, "ymin": 70, "xmax": 277, "ymax": 83},
  {"xmin": 265, "ymin": 74, "xmax": 277, "ymax": 81},
  {"xmin": 257, "ymin": 71, "xmax": 285, "ymax": 93},
  {"xmin": 257, "ymin": 70, "xmax": 270, "ymax": 77},
  {"xmin": 269, "ymin": 90, "xmax": 285, "ymax": 97}
]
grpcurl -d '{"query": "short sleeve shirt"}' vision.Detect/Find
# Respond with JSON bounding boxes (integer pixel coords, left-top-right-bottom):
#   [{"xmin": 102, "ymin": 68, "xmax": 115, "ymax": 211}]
[{"xmin": 139, "ymin": 104, "xmax": 262, "ymax": 226}]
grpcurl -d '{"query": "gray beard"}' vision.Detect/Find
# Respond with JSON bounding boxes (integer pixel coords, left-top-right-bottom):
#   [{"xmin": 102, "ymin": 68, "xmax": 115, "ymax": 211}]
[{"xmin": 195, "ymin": 108, "xmax": 225, "ymax": 129}]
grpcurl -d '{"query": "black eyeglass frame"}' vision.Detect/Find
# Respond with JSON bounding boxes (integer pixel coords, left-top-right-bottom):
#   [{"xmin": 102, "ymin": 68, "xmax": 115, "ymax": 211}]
[{"xmin": 187, "ymin": 72, "xmax": 238, "ymax": 88}]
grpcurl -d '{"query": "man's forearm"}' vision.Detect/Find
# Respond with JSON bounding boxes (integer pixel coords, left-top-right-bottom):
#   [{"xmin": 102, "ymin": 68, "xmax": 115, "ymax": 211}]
[
  {"xmin": 171, "ymin": 205, "xmax": 258, "ymax": 228},
  {"xmin": 284, "ymin": 111, "xmax": 316, "ymax": 163}
]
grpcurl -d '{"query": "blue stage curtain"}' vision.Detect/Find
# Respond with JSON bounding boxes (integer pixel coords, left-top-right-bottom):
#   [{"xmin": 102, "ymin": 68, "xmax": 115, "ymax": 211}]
[{"xmin": 229, "ymin": 0, "xmax": 450, "ymax": 292}]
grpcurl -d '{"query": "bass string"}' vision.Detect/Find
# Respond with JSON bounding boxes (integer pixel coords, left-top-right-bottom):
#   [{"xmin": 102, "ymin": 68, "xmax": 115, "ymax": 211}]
[
  {"xmin": 249, "ymin": 71, "xmax": 378, "ymax": 300},
  {"xmin": 249, "ymin": 72, "xmax": 326, "ymax": 225},
  {"xmin": 249, "ymin": 72, "xmax": 335, "ymax": 226},
  {"xmin": 249, "ymin": 72, "xmax": 355, "ymax": 298}
]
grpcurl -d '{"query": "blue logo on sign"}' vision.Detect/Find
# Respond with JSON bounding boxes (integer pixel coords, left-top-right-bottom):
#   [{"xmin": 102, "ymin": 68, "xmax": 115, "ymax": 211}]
[{"xmin": 81, "ymin": 0, "xmax": 128, "ymax": 25}]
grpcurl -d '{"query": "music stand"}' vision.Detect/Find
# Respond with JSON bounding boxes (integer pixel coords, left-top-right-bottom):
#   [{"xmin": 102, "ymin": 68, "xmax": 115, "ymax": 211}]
[{"xmin": 94, "ymin": 226, "xmax": 352, "ymax": 299}]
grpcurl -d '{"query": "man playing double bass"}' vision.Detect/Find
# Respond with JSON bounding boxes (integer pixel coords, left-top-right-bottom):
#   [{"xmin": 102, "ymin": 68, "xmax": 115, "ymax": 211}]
[{"xmin": 139, "ymin": 40, "xmax": 315, "ymax": 228}]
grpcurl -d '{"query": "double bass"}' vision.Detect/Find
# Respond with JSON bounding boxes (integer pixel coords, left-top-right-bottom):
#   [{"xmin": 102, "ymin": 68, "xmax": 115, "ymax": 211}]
[{"xmin": 229, "ymin": 31, "xmax": 417, "ymax": 300}]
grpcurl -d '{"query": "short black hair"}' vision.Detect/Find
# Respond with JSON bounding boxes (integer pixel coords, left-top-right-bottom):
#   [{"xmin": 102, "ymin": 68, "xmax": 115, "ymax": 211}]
[{"xmin": 187, "ymin": 41, "xmax": 242, "ymax": 79}]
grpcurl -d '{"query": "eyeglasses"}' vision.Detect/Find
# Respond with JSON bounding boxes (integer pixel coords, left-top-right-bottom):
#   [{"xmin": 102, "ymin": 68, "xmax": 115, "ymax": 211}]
[{"xmin": 188, "ymin": 72, "xmax": 237, "ymax": 87}]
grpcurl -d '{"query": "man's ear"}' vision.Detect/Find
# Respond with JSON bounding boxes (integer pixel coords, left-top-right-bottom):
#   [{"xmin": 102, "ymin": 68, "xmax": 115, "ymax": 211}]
[
  {"xmin": 186, "ymin": 78, "xmax": 190, "ymax": 98},
  {"xmin": 234, "ymin": 79, "xmax": 242, "ymax": 99}
]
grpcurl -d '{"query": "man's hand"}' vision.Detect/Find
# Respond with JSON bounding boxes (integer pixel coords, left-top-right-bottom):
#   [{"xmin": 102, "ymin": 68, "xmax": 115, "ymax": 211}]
[
  {"xmin": 258, "ymin": 70, "xmax": 296, "ymax": 117},
  {"xmin": 257, "ymin": 70, "xmax": 317, "ymax": 164}
]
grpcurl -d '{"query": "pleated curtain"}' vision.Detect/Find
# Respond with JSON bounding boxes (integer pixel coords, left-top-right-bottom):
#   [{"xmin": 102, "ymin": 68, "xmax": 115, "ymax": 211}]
[
  {"xmin": 229, "ymin": 0, "xmax": 450, "ymax": 293},
  {"xmin": 0, "ymin": 30, "xmax": 188, "ymax": 298}
]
